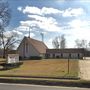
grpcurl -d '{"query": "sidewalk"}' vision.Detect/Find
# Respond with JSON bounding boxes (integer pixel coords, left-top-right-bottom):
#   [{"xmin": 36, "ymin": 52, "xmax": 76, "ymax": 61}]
[{"xmin": 0, "ymin": 77, "xmax": 90, "ymax": 88}]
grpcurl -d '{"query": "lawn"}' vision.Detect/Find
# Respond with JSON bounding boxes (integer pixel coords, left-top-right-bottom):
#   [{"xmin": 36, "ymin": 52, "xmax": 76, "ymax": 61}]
[{"xmin": 0, "ymin": 59, "xmax": 79, "ymax": 78}]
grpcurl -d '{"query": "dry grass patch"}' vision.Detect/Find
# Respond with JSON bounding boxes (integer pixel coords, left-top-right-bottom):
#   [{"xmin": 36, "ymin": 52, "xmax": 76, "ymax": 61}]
[{"xmin": 0, "ymin": 59, "xmax": 79, "ymax": 78}]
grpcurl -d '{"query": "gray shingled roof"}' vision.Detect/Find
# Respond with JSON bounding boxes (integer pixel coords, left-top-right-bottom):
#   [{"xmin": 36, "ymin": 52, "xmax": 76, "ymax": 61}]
[
  {"xmin": 46, "ymin": 48, "xmax": 85, "ymax": 53},
  {"xmin": 26, "ymin": 37, "xmax": 48, "ymax": 54}
]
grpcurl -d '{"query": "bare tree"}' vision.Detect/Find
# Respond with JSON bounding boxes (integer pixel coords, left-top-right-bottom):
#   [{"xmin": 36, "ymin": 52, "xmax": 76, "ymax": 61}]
[
  {"xmin": 52, "ymin": 36, "xmax": 59, "ymax": 49},
  {"xmin": 52, "ymin": 35, "xmax": 66, "ymax": 49},
  {"xmin": 0, "ymin": 0, "xmax": 11, "ymax": 27},
  {"xmin": 0, "ymin": 31, "xmax": 20, "ymax": 58},
  {"xmin": 88, "ymin": 41, "xmax": 90, "ymax": 48},
  {"xmin": 75, "ymin": 39, "xmax": 87, "ymax": 48},
  {"xmin": 0, "ymin": 0, "xmax": 15, "ymax": 58},
  {"xmin": 60, "ymin": 35, "xmax": 66, "ymax": 49},
  {"xmin": 75, "ymin": 39, "xmax": 82, "ymax": 48},
  {"xmin": 0, "ymin": 0, "xmax": 11, "ymax": 47},
  {"xmin": 81, "ymin": 40, "xmax": 87, "ymax": 48}
]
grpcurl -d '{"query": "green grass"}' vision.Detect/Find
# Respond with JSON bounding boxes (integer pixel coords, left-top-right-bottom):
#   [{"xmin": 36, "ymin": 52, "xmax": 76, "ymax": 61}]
[{"xmin": 0, "ymin": 59, "xmax": 79, "ymax": 78}]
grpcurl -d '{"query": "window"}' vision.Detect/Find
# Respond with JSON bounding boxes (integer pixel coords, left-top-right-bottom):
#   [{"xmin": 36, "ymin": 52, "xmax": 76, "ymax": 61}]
[
  {"xmin": 61, "ymin": 53, "xmax": 63, "ymax": 58},
  {"xmin": 56, "ymin": 55, "xmax": 59, "ymax": 58},
  {"xmin": 53, "ymin": 54, "xmax": 55, "ymax": 58},
  {"xmin": 26, "ymin": 43, "xmax": 28, "ymax": 53},
  {"xmin": 46, "ymin": 54, "xmax": 50, "ymax": 58},
  {"xmin": 69, "ymin": 53, "xmax": 71, "ymax": 58},
  {"xmin": 78, "ymin": 53, "xmax": 80, "ymax": 59}
]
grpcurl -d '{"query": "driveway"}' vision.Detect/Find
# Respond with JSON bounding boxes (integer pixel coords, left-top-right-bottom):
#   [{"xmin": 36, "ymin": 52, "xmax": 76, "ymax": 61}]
[{"xmin": 79, "ymin": 60, "xmax": 90, "ymax": 80}]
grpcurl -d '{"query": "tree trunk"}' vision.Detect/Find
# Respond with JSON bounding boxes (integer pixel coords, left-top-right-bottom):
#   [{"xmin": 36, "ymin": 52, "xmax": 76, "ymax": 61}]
[{"xmin": 3, "ymin": 47, "xmax": 6, "ymax": 58}]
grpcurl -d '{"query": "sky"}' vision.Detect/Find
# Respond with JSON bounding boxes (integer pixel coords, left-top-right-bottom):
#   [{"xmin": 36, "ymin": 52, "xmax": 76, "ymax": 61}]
[{"xmin": 4, "ymin": 0, "xmax": 90, "ymax": 48}]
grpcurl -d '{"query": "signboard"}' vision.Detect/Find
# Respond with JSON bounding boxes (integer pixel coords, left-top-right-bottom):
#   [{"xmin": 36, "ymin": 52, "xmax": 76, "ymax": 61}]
[{"xmin": 7, "ymin": 54, "xmax": 19, "ymax": 64}]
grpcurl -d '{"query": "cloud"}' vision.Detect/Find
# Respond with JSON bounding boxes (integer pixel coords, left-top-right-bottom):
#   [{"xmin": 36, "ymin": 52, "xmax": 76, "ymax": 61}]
[
  {"xmin": 63, "ymin": 19, "xmax": 90, "ymax": 48},
  {"xmin": 17, "ymin": 6, "xmax": 85, "ymax": 33},
  {"xmin": 16, "ymin": 25, "xmax": 30, "ymax": 31},
  {"xmin": 62, "ymin": 8, "xmax": 84, "ymax": 17},
  {"xmin": 5, "ymin": 25, "xmax": 35, "ymax": 39},
  {"xmin": 20, "ymin": 20, "xmax": 61, "ymax": 32},
  {"xmin": 20, "ymin": 20, "xmax": 38, "ymax": 30},
  {"xmin": 68, "ymin": 19, "xmax": 90, "ymax": 29},
  {"xmin": 22, "ymin": 6, "xmax": 41, "ymax": 15},
  {"xmin": 65, "ymin": 28, "xmax": 90, "ymax": 48},
  {"xmin": 20, "ymin": 14, "xmax": 61, "ymax": 32},
  {"xmin": 17, "ymin": 6, "xmax": 23, "ymax": 11},
  {"xmin": 4, "ymin": 26, "xmax": 35, "ymax": 42},
  {"xmin": 4, "ymin": 31, "xmax": 12, "ymax": 37},
  {"xmin": 45, "ymin": 38, "xmax": 53, "ymax": 48},
  {"xmin": 18, "ymin": 6, "xmax": 63, "ymax": 15},
  {"xmin": 12, "ymin": 26, "xmax": 35, "ymax": 38},
  {"xmin": 69, "ymin": 27, "xmax": 90, "ymax": 41},
  {"xmin": 41, "ymin": 7, "xmax": 63, "ymax": 15},
  {"xmin": 17, "ymin": 5, "xmax": 87, "ymax": 48},
  {"xmin": 28, "ymin": 14, "xmax": 58, "ymax": 26},
  {"xmin": 28, "ymin": 15, "xmax": 57, "ymax": 24},
  {"xmin": 12, "ymin": 30, "xmax": 23, "ymax": 35},
  {"xmin": 24, "ymin": 33, "xmax": 35, "ymax": 37},
  {"xmin": 18, "ymin": 6, "xmax": 84, "ymax": 17},
  {"xmin": 4, "ymin": 30, "xmax": 23, "ymax": 38}
]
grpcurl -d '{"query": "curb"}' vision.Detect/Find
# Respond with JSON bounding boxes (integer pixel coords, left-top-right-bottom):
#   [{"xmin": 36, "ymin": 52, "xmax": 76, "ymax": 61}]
[
  {"xmin": 0, "ymin": 75, "xmax": 80, "ymax": 80},
  {"xmin": 0, "ymin": 78, "xmax": 90, "ymax": 88}
]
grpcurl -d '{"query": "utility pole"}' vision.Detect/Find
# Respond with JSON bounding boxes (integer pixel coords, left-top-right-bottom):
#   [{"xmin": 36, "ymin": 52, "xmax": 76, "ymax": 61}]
[
  {"xmin": 68, "ymin": 54, "xmax": 70, "ymax": 74},
  {"xmin": 28, "ymin": 26, "xmax": 30, "ymax": 38},
  {"xmin": 21, "ymin": 23, "xmax": 31, "ymax": 38},
  {"xmin": 68, "ymin": 57, "xmax": 70, "ymax": 74}
]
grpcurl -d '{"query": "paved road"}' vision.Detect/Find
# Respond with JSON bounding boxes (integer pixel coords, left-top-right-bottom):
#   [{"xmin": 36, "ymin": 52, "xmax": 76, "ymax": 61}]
[{"xmin": 0, "ymin": 83, "xmax": 89, "ymax": 90}]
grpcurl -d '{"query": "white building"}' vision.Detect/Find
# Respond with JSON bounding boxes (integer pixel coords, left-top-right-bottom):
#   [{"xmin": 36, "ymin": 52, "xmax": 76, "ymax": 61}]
[
  {"xmin": 46, "ymin": 48, "xmax": 90, "ymax": 59},
  {"xmin": 17, "ymin": 37, "xmax": 90, "ymax": 60},
  {"xmin": 17, "ymin": 37, "xmax": 48, "ymax": 59}
]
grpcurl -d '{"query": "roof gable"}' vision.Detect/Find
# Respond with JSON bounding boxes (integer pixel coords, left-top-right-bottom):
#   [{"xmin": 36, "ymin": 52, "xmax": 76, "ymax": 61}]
[{"xmin": 21, "ymin": 37, "xmax": 48, "ymax": 54}]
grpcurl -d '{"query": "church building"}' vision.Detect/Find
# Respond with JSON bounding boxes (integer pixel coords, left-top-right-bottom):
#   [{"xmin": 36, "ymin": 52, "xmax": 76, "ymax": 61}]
[{"xmin": 17, "ymin": 37, "xmax": 48, "ymax": 59}]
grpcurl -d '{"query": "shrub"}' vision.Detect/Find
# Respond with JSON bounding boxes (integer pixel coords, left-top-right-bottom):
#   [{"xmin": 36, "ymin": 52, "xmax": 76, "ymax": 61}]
[
  {"xmin": 29, "ymin": 56, "xmax": 42, "ymax": 60},
  {"xmin": 56, "ymin": 56, "xmax": 60, "ymax": 59},
  {"xmin": 1, "ymin": 62, "xmax": 23, "ymax": 70}
]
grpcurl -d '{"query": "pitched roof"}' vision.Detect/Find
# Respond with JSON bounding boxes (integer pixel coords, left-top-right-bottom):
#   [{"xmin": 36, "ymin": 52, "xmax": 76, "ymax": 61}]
[
  {"xmin": 26, "ymin": 37, "xmax": 48, "ymax": 54},
  {"xmin": 46, "ymin": 48, "xmax": 85, "ymax": 53}
]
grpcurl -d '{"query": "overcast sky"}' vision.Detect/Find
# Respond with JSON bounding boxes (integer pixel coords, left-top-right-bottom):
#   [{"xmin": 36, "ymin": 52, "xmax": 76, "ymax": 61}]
[{"xmin": 7, "ymin": 0, "xmax": 90, "ymax": 48}]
